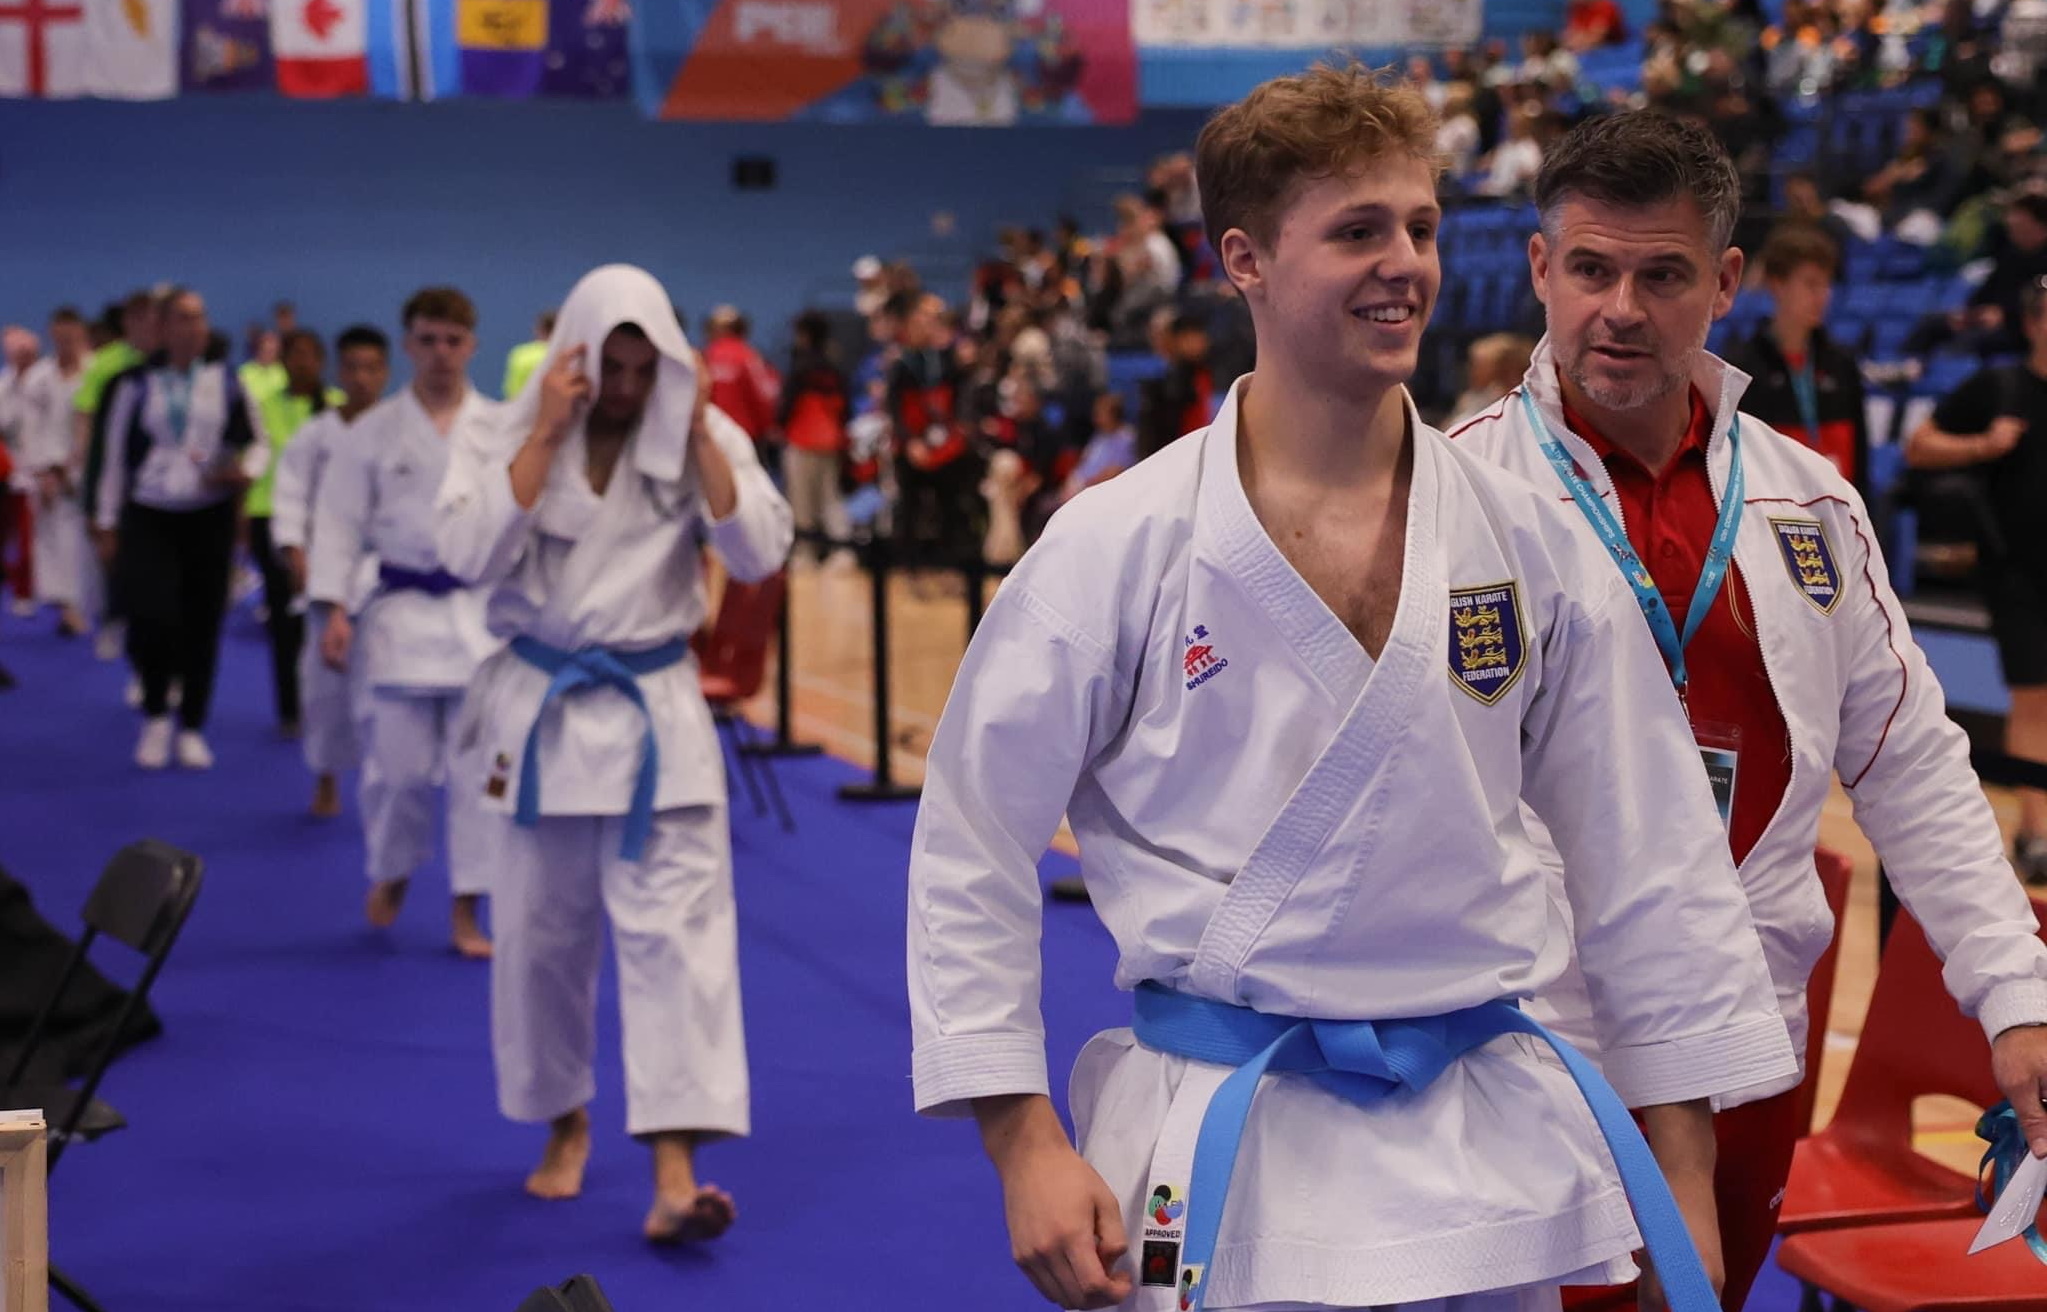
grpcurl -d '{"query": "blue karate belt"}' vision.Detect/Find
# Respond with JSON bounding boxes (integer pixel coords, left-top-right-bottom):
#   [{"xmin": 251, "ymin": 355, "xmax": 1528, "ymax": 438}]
[
  {"xmin": 1132, "ymin": 982, "xmax": 1720, "ymax": 1312},
  {"xmin": 1976, "ymin": 1099, "xmax": 2047, "ymax": 1265},
  {"xmin": 508, "ymin": 635, "xmax": 690, "ymax": 862},
  {"xmin": 377, "ymin": 563, "xmax": 467, "ymax": 596}
]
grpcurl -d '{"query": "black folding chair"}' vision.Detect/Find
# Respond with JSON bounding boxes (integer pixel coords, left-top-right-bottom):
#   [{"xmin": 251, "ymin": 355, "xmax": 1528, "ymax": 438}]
[
  {"xmin": 0, "ymin": 839, "xmax": 203, "ymax": 1312},
  {"xmin": 517, "ymin": 1274, "xmax": 616, "ymax": 1312}
]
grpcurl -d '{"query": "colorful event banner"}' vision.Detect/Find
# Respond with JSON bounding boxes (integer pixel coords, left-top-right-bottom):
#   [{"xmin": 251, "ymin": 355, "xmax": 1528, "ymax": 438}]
[
  {"xmin": 1133, "ymin": 0, "xmax": 1482, "ymax": 49},
  {"xmin": 540, "ymin": 0, "xmax": 629, "ymax": 98},
  {"xmin": 633, "ymin": 0, "xmax": 1137, "ymax": 125}
]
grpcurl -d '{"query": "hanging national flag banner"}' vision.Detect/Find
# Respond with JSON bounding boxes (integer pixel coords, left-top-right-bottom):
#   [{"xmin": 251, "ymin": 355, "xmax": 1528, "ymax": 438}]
[
  {"xmin": 0, "ymin": 0, "xmax": 87, "ymax": 98},
  {"xmin": 83, "ymin": 0, "xmax": 178, "ymax": 98},
  {"xmin": 538, "ymin": 0, "xmax": 625, "ymax": 98},
  {"xmin": 271, "ymin": 0, "xmax": 366, "ymax": 95},
  {"xmin": 367, "ymin": 0, "xmax": 458, "ymax": 100},
  {"xmin": 456, "ymin": 0, "xmax": 544, "ymax": 96},
  {"xmin": 183, "ymin": 0, "xmax": 273, "ymax": 90}
]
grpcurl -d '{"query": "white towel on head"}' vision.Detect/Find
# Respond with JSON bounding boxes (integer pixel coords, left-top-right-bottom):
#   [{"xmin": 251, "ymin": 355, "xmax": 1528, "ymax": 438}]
[{"xmin": 501, "ymin": 264, "xmax": 700, "ymax": 490}]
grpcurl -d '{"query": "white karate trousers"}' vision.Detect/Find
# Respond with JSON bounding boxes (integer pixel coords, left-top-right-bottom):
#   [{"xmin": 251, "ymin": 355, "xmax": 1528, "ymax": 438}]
[
  {"xmin": 488, "ymin": 804, "xmax": 750, "ymax": 1139},
  {"xmin": 33, "ymin": 493, "xmax": 97, "ymax": 613},
  {"xmin": 300, "ymin": 640, "xmax": 360, "ymax": 775},
  {"xmin": 1223, "ymin": 1289, "xmax": 1560, "ymax": 1311},
  {"xmin": 356, "ymin": 687, "xmax": 490, "ymax": 895}
]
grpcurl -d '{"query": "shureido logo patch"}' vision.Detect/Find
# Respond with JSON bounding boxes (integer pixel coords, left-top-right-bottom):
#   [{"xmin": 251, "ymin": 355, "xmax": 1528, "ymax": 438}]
[
  {"xmin": 1770, "ymin": 517, "xmax": 1842, "ymax": 614},
  {"xmin": 1448, "ymin": 580, "xmax": 1527, "ymax": 705},
  {"xmin": 1183, "ymin": 625, "xmax": 1228, "ymax": 690}
]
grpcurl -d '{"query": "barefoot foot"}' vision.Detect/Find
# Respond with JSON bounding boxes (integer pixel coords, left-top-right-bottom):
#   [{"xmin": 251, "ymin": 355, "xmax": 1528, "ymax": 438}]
[
  {"xmin": 526, "ymin": 1109, "xmax": 591, "ymax": 1201},
  {"xmin": 311, "ymin": 774, "xmax": 342, "ymax": 818},
  {"xmin": 644, "ymin": 1185, "xmax": 736, "ymax": 1245},
  {"xmin": 366, "ymin": 878, "xmax": 408, "ymax": 929},
  {"xmin": 451, "ymin": 894, "xmax": 492, "ymax": 959}
]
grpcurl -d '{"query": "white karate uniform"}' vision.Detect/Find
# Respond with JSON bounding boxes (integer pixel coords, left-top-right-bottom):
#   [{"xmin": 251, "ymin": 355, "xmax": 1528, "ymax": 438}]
[
  {"xmin": 907, "ymin": 380, "xmax": 1798, "ymax": 1311},
  {"xmin": 1449, "ymin": 341, "xmax": 2047, "ymax": 1096},
  {"xmin": 434, "ymin": 264, "xmax": 793, "ymax": 1137},
  {"xmin": 308, "ymin": 386, "xmax": 500, "ymax": 893},
  {"xmin": 273, "ymin": 408, "xmax": 371, "ymax": 775},
  {"xmin": 10, "ymin": 358, "xmax": 94, "ymax": 613}
]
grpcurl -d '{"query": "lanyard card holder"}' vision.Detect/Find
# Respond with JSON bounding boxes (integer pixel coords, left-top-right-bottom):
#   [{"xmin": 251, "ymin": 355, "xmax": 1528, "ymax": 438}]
[{"xmin": 1692, "ymin": 719, "xmax": 1741, "ymax": 832}]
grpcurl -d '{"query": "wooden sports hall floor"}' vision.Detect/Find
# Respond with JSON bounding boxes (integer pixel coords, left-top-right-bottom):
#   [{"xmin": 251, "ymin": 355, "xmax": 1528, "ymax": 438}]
[{"xmin": 734, "ymin": 564, "xmax": 2017, "ymax": 1177}]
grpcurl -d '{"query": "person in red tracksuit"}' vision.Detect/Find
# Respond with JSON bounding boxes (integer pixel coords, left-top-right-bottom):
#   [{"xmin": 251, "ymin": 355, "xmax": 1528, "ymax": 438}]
[
  {"xmin": 886, "ymin": 292, "xmax": 979, "ymax": 572},
  {"xmin": 702, "ymin": 307, "xmax": 780, "ymax": 472}
]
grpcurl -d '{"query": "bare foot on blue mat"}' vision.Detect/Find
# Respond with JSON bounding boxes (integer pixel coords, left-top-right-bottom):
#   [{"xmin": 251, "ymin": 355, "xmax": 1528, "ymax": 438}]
[
  {"xmin": 644, "ymin": 1185, "xmax": 736, "ymax": 1245},
  {"xmin": 526, "ymin": 1109, "xmax": 590, "ymax": 1200}
]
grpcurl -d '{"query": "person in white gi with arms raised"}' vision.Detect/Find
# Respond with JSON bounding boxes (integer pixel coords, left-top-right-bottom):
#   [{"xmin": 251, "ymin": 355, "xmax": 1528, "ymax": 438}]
[
  {"xmin": 434, "ymin": 264, "xmax": 792, "ymax": 1244},
  {"xmin": 906, "ymin": 66, "xmax": 1798, "ymax": 1312}
]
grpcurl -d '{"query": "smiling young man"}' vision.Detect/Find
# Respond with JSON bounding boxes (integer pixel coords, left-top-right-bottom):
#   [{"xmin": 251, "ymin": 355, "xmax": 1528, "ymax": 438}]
[
  {"xmin": 1450, "ymin": 111, "xmax": 2047, "ymax": 1312},
  {"xmin": 908, "ymin": 68, "xmax": 1795, "ymax": 1312}
]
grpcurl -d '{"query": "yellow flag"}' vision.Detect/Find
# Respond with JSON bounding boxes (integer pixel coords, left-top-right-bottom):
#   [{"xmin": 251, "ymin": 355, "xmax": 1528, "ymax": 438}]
[{"xmin": 458, "ymin": 0, "xmax": 547, "ymax": 50}]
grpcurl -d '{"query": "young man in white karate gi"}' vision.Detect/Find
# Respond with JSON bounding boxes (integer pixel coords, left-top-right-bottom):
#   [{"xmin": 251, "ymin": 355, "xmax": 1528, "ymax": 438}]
[
  {"xmin": 434, "ymin": 266, "xmax": 791, "ymax": 1243},
  {"xmin": 907, "ymin": 67, "xmax": 1799, "ymax": 1312},
  {"xmin": 309, "ymin": 289, "xmax": 497, "ymax": 957},
  {"xmin": 1448, "ymin": 111, "xmax": 2047, "ymax": 1312},
  {"xmin": 273, "ymin": 325, "xmax": 391, "ymax": 818}
]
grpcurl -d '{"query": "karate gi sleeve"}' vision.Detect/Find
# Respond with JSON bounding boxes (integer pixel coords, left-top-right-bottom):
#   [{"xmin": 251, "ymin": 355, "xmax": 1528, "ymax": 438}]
[
  {"xmin": 433, "ymin": 415, "xmax": 534, "ymax": 589},
  {"xmin": 308, "ymin": 426, "xmax": 373, "ymax": 609},
  {"xmin": 269, "ymin": 418, "xmax": 321, "ymax": 551},
  {"xmin": 907, "ymin": 556, "xmax": 1122, "ymax": 1118},
  {"xmin": 23, "ymin": 371, "xmax": 68, "ymax": 473},
  {"xmin": 92, "ymin": 375, "xmax": 143, "ymax": 532},
  {"xmin": 1829, "ymin": 484, "xmax": 2047, "ymax": 1042},
  {"xmin": 700, "ymin": 404, "xmax": 793, "ymax": 585},
  {"xmin": 1522, "ymin": 574, "xmax": 1800, "ymax": 1109}
]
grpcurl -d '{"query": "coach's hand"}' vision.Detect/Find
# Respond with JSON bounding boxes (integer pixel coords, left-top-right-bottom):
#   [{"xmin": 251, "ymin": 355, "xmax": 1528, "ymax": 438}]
[
  {"xmin": 1991, "ymin": 1024, "xmax": 2047, "ymax": 1157},
  {"xmin": 975, "ymin": 1094, "xmax": 1134, "ymax": 1309}
]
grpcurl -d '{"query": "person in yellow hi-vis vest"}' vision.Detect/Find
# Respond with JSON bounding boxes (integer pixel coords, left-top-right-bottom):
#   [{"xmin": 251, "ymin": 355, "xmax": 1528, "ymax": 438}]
[
  {"xmin": 502, "ymin": 310, "xmax": 556, "ymax": 401},
  {"xmin": 247, "ymin": 329, "xmax": 344, "ymax": 737}
]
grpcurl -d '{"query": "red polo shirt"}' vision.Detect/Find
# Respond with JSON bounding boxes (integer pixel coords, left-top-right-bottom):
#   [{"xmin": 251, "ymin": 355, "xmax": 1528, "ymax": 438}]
[{"xmin": 1563, "ymin": 389, "xmax": 1791, "ymax": 867}]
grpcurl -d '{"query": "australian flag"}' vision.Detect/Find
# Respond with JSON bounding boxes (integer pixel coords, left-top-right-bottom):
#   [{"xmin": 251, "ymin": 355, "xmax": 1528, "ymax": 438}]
[
  {"xmin": 539, "ymin": 0, "xmax": 628, "ymax": 98},
  {"xmin": 182, "ymin": 0, "xmax": 274, "ymax": 91}
]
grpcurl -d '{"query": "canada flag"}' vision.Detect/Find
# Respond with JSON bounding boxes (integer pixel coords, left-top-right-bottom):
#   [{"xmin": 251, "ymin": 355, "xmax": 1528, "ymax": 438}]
[{"xmin": 270, "ymin": 0, "xmax": 364, "ymax": 95}]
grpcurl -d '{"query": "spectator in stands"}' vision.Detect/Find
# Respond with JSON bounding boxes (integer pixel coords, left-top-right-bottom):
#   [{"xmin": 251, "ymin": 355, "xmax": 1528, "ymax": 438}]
[
  {"xmin": 1136, "ymin": 312, "xmax": 1213, "ymax": 461},
  {"xmin": 1955, "ymin": 81, "xmax": 2043, "ymax": 198},
  {"xmin": 1726, "ymin": 223, "xmax": 1870, "ymax": 492},
  {"xmin": 1905, "ymin": 274, "xmax": 2047, "ymax": 880},
  {"xmin": 1437, "ymin": 83, "xmax": 1483, "ymax": 180},
  {"xmin": 1098, "ymin": 193, "xmax": 1182, "ymax": 348},
  {"xmin": 1446, "ymin": 333, "xmax": 1536, "ymax": 426},
  {"xmin": 779, "ymin": 311, "xmax": 852, "ymax": 569},
  {"xmin": 1051, "ymin": 393, "xmax": 1136, "ymax": 510},
  {"xmin": 1858, "ymin": 108, "xmax": 1968, "ymax": 242},
  {"xmin": 1518, "ymin": 31, "xmax": 1580, "ymax": 86},
  {"xmin": 1477, "ymin": 102, "xmax": 1547, "ymax": 198},
  {"xmin": 1563, "ymin": 0, "xmax": 1627, "ymax": 49},
  {"xmin": 1974, "ymin": 190, "xmax": 2047, "ymax": 351},
  {"xmin": 1780, "ymin": 170, "xmax": 1857, "ymax": 273},
  {"xmin": 1405, "ymin": 55, "xmax": 1449, "ymax": 112},
  {"xmin": 853, "ymin": 255, "xmax": 890, "ymax": 318},
  {"xmin": 702, "ymin": 306, "xmax": 780, "ymax": 459},
  {"xmin": 886, "ymin": 291, "xmax": 977, "ymax": 577}
]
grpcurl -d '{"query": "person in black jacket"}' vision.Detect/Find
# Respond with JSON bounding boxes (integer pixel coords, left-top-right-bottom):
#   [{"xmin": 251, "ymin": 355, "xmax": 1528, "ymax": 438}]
[
  {"xmin": 1135, "ymin": 312, "xmax": 1214, "ymax": 461},
  {"xmin": 1724, "ymin": 223, "xmax": 1869, "ymax": 496}
]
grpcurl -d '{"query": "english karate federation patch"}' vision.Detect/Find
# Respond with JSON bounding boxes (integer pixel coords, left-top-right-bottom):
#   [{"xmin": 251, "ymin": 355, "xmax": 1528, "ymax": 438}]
[
  {"xmin": 1140, "ymin": 1184, "xmax": 1188, "ymax": 1287},
  {"xmin": 1770, "ymin": 518, "xmax": 1842, "ymax": 614},
  {"xmin": 1449, "ymin": 580, "xmax": 1527, "ymax": 705}
]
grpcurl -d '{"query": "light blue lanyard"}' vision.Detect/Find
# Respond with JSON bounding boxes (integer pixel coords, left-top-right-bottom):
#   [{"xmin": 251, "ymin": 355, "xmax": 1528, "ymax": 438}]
[
  {"xmin": 164, "ymin": 366, "xmax": 197, "ymax": 443},
  {"xmin": 1522, "ymin": 390, "xmax": 1745, "ymax": 699},
  {"xmin": 1787, "ymin": 360, "xmax": 1822, "ymax": 449}
]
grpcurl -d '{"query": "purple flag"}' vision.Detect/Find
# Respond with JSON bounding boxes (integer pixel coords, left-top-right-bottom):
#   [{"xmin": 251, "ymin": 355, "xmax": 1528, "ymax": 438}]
[
  {"xmin": 539, "ymin": 0, "xmax": 628, "ymax": 99},
  {"xmin": 182, "ymin": 0, "xmax": 274, "ymax": 91}
]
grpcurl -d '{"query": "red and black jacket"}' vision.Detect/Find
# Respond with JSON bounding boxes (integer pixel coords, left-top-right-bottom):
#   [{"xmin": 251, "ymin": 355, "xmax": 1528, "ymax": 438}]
[
  {"xmin": 887, "ymin": 350, "xmax": 969, "ymax": 470},
  {"xmin": 1723, "ymin": 323, "xmax": 1869, "ymax": 499}
]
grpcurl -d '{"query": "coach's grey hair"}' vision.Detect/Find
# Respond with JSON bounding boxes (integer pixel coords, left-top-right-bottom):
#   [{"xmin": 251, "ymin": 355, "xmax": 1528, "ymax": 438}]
[{"xmin": 1533, "ymin": 111, "xmax": 1744, "ymax": 253}]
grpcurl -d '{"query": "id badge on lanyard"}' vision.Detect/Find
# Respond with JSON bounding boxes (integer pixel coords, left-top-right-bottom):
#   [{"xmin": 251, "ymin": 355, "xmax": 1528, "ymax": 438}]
[
  {"xmin": 1523, "ymin": 391, "xmax": 1747, "ymax": 828},
  {"xmin": 1692, "ymin": 719, "xmax": 1741, "ymax": 832}
]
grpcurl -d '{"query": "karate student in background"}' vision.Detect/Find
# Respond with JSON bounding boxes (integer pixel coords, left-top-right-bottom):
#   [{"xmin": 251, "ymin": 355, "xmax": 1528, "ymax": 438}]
[
  {"xmin": 503, "ymin": 310, "xmax": 556, "ymax": 402},
  {"xmin": 273, "ymin": 325, "xmax": 391, "ymax": 818},
  {"xmin": 908, "ymin": 67, "xmax": 1795, "ymax": 1312},
  {"xmin": 78, "ymin": 289, "xmax": 162, "ymax": 664},
  {"xmin": 93, "ymin": 289, "xmax": 259, "ymax": 771},
  {"xmin": 435, "ymin": 265, "xmax": 791, "ymax": 1244},
  {"xmin": 0, "ymin": 326, "xmax": 39, "ymax": 615},
  {"xmin": 1451, "ymin": 111, "xmax": 2047, "ymax": 1312},
  {"xmin": 247, "ymin": 330, "xmax": 344, "ymax": 738},
  {"xmin": 309, "ymin": 289, "xmax": 497, "ymax": 958},
  {"xmin": 16, "ymin": 308, "xmax": 94, "ymax": 636}
]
